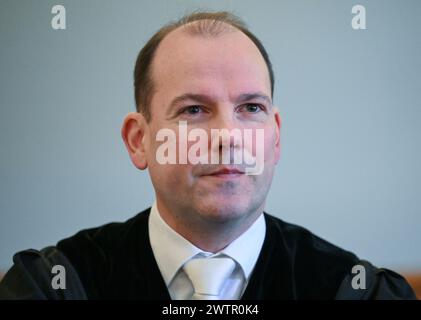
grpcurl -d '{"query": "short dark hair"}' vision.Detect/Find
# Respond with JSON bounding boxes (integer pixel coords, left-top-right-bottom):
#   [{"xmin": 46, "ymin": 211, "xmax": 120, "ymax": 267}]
[{"xmin": 133, "ymin": 11, "xmax": 275, "ymax": 122}]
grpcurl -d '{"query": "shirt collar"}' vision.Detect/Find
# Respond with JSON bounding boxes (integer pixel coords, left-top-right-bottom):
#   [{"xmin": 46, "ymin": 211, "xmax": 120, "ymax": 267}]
[{"xmin": 148, "ymin": 201, "xmax": 266, "ymax": 285}]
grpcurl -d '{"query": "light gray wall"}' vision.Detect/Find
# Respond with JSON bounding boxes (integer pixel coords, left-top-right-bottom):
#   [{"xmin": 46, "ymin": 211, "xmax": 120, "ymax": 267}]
[{"xmin": 1, "ymin": 0, "xmax": 420, "ymax": 272}]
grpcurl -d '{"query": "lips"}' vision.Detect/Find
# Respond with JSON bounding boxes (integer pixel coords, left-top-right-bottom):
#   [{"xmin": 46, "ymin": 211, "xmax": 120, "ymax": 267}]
[{"xmin": 206, "ymin": 167, "xmax": 245, "ymax": 176}]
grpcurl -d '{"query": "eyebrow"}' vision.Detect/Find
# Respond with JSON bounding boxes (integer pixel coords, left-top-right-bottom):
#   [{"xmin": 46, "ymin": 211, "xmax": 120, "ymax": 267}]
[
  {"xmin": 167, "ymin": 92, "xmax": 272, "ymax": 114},
  {"xmin": 236, "ymin": 93, "xmax": 272, "ymax": 105}
]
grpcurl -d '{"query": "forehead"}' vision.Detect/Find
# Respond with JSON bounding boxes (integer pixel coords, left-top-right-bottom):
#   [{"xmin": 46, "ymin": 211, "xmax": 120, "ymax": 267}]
[{"xmin": 151, "ymin": 23, "xmax": 271, "ymax": 100}]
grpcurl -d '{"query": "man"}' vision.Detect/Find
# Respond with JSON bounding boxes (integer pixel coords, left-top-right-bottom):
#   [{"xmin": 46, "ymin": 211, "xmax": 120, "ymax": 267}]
[{"xmin": 0, "ymin": 11, "xmax": 416, "ymax": 300}]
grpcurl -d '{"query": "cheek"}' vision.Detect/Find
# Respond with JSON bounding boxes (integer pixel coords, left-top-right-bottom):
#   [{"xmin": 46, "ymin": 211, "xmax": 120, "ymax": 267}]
[
  {"xmin": 149, "ymin": 163, "xmax": 192, "ymax": 195},
  {"xmin": 262, "ymin": 126, "xmax": 278, "ymax": 164},
  {"xmin": 147, "ymin": 127, "xmax": 196, "ymax": 183}
]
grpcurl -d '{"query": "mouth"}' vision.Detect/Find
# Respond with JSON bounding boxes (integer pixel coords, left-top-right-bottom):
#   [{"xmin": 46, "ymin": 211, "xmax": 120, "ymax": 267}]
[{"xmin": 203, "ymin": 167, "xmax": 245, "ymax": 179}]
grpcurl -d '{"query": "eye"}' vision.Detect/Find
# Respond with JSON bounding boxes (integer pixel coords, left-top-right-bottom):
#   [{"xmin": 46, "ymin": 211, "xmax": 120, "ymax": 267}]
[
  {"xmin": 240, "ymin": 103, "xmax": 264, "ymax": 113},
  {"xmin": 181, "ymin": 105, "xmax": 203, "ymax": 115}
]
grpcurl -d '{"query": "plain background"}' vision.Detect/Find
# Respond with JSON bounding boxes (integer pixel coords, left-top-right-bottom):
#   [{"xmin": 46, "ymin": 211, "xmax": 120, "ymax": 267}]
[{"xmin": 0, "ymin": 0, "xmax": 420, "ymax": 272}]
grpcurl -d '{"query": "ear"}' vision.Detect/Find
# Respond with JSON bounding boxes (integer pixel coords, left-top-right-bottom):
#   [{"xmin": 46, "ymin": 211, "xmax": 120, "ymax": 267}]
[
  {"xmin": 121, "ymin": 112, "xmax": 148, "ymax": 170},
  {"xmin": 273, "ymin": 107, "xmax": 282, "ymax": 164}
]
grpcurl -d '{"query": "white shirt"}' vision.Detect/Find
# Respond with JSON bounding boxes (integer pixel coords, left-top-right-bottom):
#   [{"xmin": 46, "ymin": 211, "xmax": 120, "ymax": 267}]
[{"xmin": 148, "ymin": 201, "xmax": 266, "ymax": 300}]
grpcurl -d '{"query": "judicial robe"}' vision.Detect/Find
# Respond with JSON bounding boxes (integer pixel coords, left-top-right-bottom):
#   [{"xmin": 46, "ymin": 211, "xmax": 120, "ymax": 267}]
[{"xmin": 0, "ymin": 208, "xmax": 416, "ymax": 299}]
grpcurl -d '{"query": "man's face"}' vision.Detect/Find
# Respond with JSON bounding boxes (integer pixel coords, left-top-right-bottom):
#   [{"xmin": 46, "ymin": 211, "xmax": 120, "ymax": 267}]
[{"xmin": 135, "ymin": 26, "xmax": 281, "ymax": 224}]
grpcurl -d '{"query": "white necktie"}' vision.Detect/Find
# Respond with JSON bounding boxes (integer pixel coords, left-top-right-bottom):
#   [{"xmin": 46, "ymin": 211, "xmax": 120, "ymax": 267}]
[{"xmin": 183, "ymin": 257, "xmax": 236, "ymax": 300}]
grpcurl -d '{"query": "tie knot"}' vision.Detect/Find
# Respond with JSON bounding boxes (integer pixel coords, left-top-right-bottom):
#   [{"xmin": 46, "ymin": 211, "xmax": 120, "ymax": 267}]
[{"xmin": 183, "ymin": 257, "xmax": 236, "ymax": 299}]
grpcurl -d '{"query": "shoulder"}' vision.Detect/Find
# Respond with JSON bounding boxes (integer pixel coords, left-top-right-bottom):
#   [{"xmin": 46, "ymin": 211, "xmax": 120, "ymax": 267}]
[
  {"xmin": 56, "ymin": 208, "xmax": 150, "ymax": 262},
  {"xmin": 0, "ymin": 208, "xmax": 153, "ymax": 299},
  {"xmin": 55, "ymin": 208, "xmax": 151, "ymax": 297},
  {"xmin": 264, "ymin": 213, "xmax": 359, "ymax": 297},
  {"xmin": 0, "ymin": 246, "xmax": 87, "ymax": 299},
  {"xmin": 263, "ymin": 212, "xmax": 359, "ymax": 268},
  {"xmin": 263, "ymin": 213, "xmax": 416, "ymax": 299}
]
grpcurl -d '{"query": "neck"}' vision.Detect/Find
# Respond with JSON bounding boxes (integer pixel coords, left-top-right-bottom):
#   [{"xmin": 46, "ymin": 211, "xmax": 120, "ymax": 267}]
[{"xmin": 155, "ymin": 199, "xmax": 264, "ymax": 253}]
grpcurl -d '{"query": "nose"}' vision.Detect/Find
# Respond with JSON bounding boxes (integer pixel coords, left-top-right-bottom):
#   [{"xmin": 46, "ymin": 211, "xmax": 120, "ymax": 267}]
[{"xmin": 208, "ymin": 105, "xmax": 243, "ymax": 164}]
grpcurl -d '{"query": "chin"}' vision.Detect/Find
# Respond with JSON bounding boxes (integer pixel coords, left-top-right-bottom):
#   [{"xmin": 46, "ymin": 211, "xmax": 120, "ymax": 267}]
[{"xmin": 193, "ymin": 196, "xmax": 253, "ymax": 223}]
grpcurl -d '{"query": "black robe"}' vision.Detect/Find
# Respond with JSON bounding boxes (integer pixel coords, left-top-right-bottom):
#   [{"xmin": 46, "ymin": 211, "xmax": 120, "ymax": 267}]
[{"xmin": 0, "ymin": 208, "xmax": 416, "ymax": 299}]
